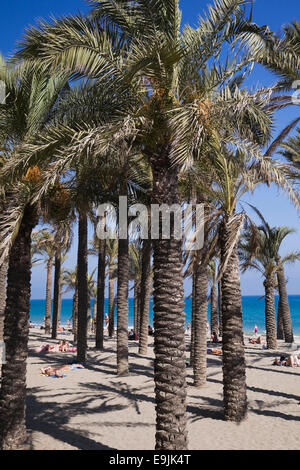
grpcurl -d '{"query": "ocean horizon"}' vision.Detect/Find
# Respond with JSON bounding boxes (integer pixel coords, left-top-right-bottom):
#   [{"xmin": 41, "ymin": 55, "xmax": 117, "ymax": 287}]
[{"xmin": 30, "ymin": 295, "xmax": 300, "ymax": 335}]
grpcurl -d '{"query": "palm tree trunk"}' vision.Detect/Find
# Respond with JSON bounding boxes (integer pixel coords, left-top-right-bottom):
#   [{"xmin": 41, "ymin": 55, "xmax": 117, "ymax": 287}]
[
  {"xmin": 210, "ymin": 282, "xmax": 218, "ymax": 336},
  {"xmin": 72, "ymin": 288, "xmax": 78, "ymax": 344},
  {"xmin": 218, "ymin": 280, "xmax": 223, "ymax": 337},
  {"xmin": 220, "ymin": 215, "xmax": 247, "ymax": 422},
  {"xmin": 190, "ymin": 271, "xmax": 196, "ymax": 367},
  {"xmin": 277, "ymin": 264, "xmax": 294, "ymax": 343},
  {"xmin": 193, "ymin": 259, "xmax": 208, "ymax": 387},
  {"xmin": 108, "ymin": 272, "xmax": 114, "ymax": 337},
  {"xmin": 134, "ymin": 281, "xmax": 138, "ymax": 333},
  {"xmin": 96, "ymin": 239, "xmax": 106, "ymax": 349},
  {"xmin": 139, "ymin": 238, "xmax": 152, "ymax": 355},
  {"xmin": 264, "ymin": 275, "xmax": 277, "ymax": 349},
  {"xmin": 92, "ymin": 297, "xmax": 97, "ymax": 333},
  {"xmin": 44, "ymin": 258, "xmax": 52, "ymax": 335},
  {"xmin": 51, "ymin": 255, "xmax": 61, "ymax": 339},
  {"xmin": 0, "ymin": 204, "xmax": 38, "ymax": 449},
  {"xmin": 277, "ymin": 299, "xmax": 284, "ymax": 340},
  {"xmin": 136, "ymin": 284, "xmax": 141, "ymax": 335},
  {"xmin": 0, "ymin": 259, "xmax": 8, "ymax": 342},
  {"xmin": 193, "ymin": 199, "xmax": 209, "ymax": 388},
  {"xmin": 57, "ymin": 275, "xmax": 62, "ymax": 326},
  {"xmin": 151, "ymin": 151, "xmax": 187, "ymax": 450},
  {"xmin": 117, "ymin": 237, "xmax": 129, "ymax": 376},
  {"xmin": 77, "ymin": 213, "xmax": 88, "ymax": 363}
]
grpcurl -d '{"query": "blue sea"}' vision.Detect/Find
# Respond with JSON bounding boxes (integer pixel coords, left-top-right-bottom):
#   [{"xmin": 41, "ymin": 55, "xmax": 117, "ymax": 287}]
[{"xmin": 29, "ymin": 295, "xmax": 300, "ymax": 336}]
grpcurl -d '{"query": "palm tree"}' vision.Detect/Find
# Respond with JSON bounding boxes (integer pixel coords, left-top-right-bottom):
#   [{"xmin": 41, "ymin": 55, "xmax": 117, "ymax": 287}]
[
  {"xmin": 138, "ymin": 238, "xmax": 152, "ymax": 355},
  {"xmin": 0, "ymin": 260, "xmax": 7, "ymax": 342},
  {"xmin": 208, "ymin": 258, "xmax": 219, "ymax": 336},
  {"xmin": 240, "ymin": 215, "xmax": 300, "ymax": 347},
  {"xmin": 51, "ymin": 221, "xmax": 73, "ymax": 339},
  {"xmin": 76, "ymin": 211, "xmax": 89, "ymax": 363},
  {"xmin": 61, "ymin": 267, "xmax": 78, "ymax": 340},
  {"xmin": 210, "ymin": 146, "xmax": 294, "ymax": 419},
  {"xmin": 105, "ymin": 236, "xmax": 118, "ymax": 338},
  {"xmin": 31, "ymin": 229, "xmax": 56, "ymax": 334},
  {"xmin": 0, "ymin": 60, "xmax": 69, "ymax": 449},
  {"xmin": 12, "ymin": 0, "xmax": 286, "ymax": 447},
  {"xmin": 89, "ymin": 211, "xmax": 107, "ymax": 349},
  {"xmin": 129, "ymin": 241, "xmax": 143, "ymax": 335}
]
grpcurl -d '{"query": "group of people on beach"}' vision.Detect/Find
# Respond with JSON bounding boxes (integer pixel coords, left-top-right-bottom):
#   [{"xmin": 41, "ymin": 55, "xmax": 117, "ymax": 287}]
[{"xmin": 31, "ymin": 340, "xmax": 76, "ymax": 354}]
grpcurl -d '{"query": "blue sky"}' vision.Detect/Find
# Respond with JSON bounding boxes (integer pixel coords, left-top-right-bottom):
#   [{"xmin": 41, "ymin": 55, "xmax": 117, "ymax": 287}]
[{"xmin": 1, "ymin": 1, "xmax": 300, "ymax": 297}]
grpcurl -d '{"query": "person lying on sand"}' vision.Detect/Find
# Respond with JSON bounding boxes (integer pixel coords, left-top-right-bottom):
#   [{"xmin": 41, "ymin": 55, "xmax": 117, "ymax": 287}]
[
  {"xmin": 249, "ymin": 336, "xmax": 261, "ymax": 344},
  {"xmin": 207, "ymin": 348, "xmax": 222, "ymax": 355},
  {"xmin": 40, "ymin": 363, "xmax": 85, "ymax": 378},
  {"xmin": 31, "ymin": 341, "xmax": 76, "ymax": 354},
  {"xmin": 273, "ymin": 352, "xmax": 300, "ymax": 368}
]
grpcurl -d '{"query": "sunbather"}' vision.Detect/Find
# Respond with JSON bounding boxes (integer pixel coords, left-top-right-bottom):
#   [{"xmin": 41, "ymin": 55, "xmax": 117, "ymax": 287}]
[
  {"xmin": 40, "ymin": 363, "xmax": 85, "ymax": 378},
  {"xmin": 273, "ymin": 351, "xmax": 300, "ymax": 367},
  {"xmin": 207, "ymin": 347, "xmax": 222, "ymax": 355},
  {"xmin": 249, "ymin": 336, "xmax": 261, "ymax": 344}
]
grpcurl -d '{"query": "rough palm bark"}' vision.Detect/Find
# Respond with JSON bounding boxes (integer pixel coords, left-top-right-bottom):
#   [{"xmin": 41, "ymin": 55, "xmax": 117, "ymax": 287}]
[
  {"xmin": 218, "ymin": 280, "xmax": 223, "ymax": 337},
  {"xmin": 193, "ymin": 259, "xmax": 208, "ymax": 387},
  {"xmin": 0, "ymin": 204, "xmax": 38, "ymax": 450},
  {"xmin": 133, "ymin": 281, "xmax": 138, "ymax": 334},
  {"xmin": 51, "ymin": 255, "xmax": 61, "ymax": 339},
  {"xmin": 210, "ymin": 282, "xmax": 218, "ymax": 336},
  {"xmin": 77, "ymin": 213, "xmax": 88, "ymax": 363},
  {"xmin": 96, "ymin": 239, "xmax": 106, "ymax": 349},
  {"xmin": 0, "ymin": 259, "xmax": 8, "ymax": 342},
  {"xmin": 277, "ymin": 263, "xmax": 294, "ymax": 343},
  {"xmin": 190, "ymin": 271, "xmax": 196, "ymax": 368},
  {"xmin": 277, "ymin": 300, "xmax": 284, "ymax": 340},
  {"xmin": 151, "ymin": 147, "xmax": 187, "ymax": 450},
  {"xmin": 108, "ymin": 273, "xmax": 114, "ymax": 337},
  {"xmin": 57, "ymin": 275, "xmax": 62, "ymax": 327},
  {"xmin": 92, "ymin": 297, "xmax": 97, "ymax": 333},
  {"xmin": 264, "ymin": 275, "xmax": 277, "ymax": 349},
  {"xmin": 44, "ymin": 258, "xmax": 52, "ymax": 335},
  {"xmin": 117, "ymin": 236, "xmax": 129, "ymax": 376},
  {"xmin": 139, "ymin": 238, "xmax": 152, "ymax": 355},
  {"xmin": 72, "ymin": 288, "xmax": 78, "ymax": 344},
  {"xmin": 220, "ymin": 216, "xmax": 247, "ymax": 422}
]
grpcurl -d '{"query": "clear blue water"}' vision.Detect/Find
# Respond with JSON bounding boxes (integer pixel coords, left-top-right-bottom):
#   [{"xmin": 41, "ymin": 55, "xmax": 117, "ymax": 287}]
[{"xmin": 30, "ymin": 295, "xmax": 300, "ymax": 335}]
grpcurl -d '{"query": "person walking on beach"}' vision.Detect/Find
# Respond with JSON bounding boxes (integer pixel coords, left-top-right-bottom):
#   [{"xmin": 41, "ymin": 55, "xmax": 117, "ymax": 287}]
[{"xmin": 254, "ymin": 324, "xmax": 258, "ymax": 336}]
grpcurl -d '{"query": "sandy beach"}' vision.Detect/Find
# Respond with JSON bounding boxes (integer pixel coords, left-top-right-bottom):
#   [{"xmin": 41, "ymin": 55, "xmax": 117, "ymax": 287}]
[{"xmin": 24, "ymin": 329, "xmax": 300, "ymax": 450}]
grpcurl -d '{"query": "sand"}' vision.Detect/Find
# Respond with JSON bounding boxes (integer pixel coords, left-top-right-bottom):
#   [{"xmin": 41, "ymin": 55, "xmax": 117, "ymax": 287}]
[{"xmin": 24, "ymin": 329, "xmax": 300, "ymax": 450}]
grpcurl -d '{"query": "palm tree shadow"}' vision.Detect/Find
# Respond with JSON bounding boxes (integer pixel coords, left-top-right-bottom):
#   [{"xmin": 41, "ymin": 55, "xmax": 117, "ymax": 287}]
[
  {"xmin": 26, "ymin": 388, "xmax": 117, "ymax": 450},
  {"xmin": 187, "ymin": 395, "xmax": 224, "ymax": 422}
]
